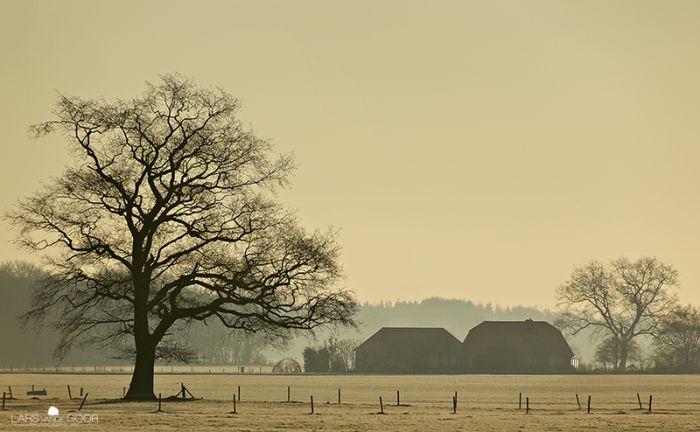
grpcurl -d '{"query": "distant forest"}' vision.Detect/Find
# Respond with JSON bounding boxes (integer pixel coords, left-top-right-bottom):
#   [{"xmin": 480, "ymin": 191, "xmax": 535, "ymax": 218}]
[{"xmin": 0, "ymin": 262, "xmax": 597, "ymax": 368}]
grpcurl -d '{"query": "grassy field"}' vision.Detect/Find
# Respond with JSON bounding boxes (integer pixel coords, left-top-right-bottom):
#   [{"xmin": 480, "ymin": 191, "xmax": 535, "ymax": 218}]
[{"xmin": 0, "ymin": 374, "xmax": 698, "ymax": 431}]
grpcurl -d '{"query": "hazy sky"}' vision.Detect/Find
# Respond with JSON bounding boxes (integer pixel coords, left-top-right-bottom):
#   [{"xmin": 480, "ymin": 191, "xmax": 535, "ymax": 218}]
[{"xmin": 1, "ymin": 0, "xmax": 699, "ymax": 308}]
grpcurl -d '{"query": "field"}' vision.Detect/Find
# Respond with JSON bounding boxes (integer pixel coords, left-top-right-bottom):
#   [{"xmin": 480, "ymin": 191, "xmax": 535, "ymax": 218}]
[{"xmin": 0, "ymin": 373, "xmax": 699, "ymax": 431}]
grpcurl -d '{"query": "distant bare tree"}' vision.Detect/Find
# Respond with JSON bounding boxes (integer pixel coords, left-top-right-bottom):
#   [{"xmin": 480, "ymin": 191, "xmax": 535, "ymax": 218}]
[
  {"xmin": 327, "ymin": 337, "xmax": 360, "ymax": 372},
  {"xmin": 188, "ymin": 322, "xmax": 282, "ymax": 365},
  {"xmin": 556, "ymin": 257, "xmax": 678, "ymax": 370},
  {"xmin": 593, "ymin": 337, "xmax": 642, "ymax": 370},
  {"xmin": 652, "ymin": 305, "xmax": 700, "ymax": 372},
  {"xmin": 6, "ymin": 75, "xmax": 357, "ymax": 399}
]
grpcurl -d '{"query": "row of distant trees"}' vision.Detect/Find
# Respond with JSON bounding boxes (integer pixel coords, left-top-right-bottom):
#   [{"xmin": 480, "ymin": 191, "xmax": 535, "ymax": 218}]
[
  {"xmin": 556, "ymin": 256, "xmax": 700, "ymax": 373},
  {"xmin": 302, "ymin": 337, "xmax": 359, "ymax": 372}
]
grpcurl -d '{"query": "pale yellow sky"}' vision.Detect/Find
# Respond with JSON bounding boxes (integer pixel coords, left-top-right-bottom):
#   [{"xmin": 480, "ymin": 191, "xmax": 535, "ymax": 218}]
[{"xmin": 1, "ymin": 0, "xmax": 699, "ymax": 308}]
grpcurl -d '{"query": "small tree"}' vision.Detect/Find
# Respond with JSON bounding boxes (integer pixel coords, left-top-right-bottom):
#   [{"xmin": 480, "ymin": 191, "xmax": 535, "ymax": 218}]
[
  {"xmin": 556, "ymin": 257, "xmax": 678, "ymax": 370},
  {"xmin": 302, "ymin": 346, "xmax": 331, "ymax": 372},
  {"xmin": 7, "ymin": 75, "xmax": 357, "ymax": 399},
  {"xmin": 594, "ymin": 337, "xmax": 642, "ymax": 370},
  {"xmin": 652, "ymin": 305, "xmax": 700, "ymax": 372}
]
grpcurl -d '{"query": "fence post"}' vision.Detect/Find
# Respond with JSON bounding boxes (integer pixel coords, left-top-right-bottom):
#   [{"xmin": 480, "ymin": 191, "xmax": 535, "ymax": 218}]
[
  {"xmin": 453, "ymin": 395, "xmax": 457, "ymax": 414},
  {"xmin": 576, "ymin": 393, "xmax": 580, "ymax": 410},
  {"xmin": 396, "ymin": 390, "xmax": 400, "ymax": 406},
  {"xmin": 78, "ymin": 393, "xmax": 89, "ymax": 411},
  {"xmin": 648, "ymin": 395, "xmax": 652, "ymax": 413},
  {"xmin": 2, "ymin": 392, "xmax": 5, "ymax": 410},
  {"xmin": 233, "ymin": 394, "xmax": 237, "ymax": 414},
  {"xmin": 338, "ymin": 388, "xmax": 341, "ymax": 404},
  {"xmin": 158, "ymin": 393, "xmax": 162, "ymax": 412},
  {"xmin": 380, "ymin": 396, "xmax": 384, "ymax": 414},
  {"xmin": 67, "ymin": 385, "xmax": 72, "ymax": 400},
  {"xmin": 587, "ymin": 395, "xmax": 591, "ymax": 414},
  {"xmin": 7, "ymin": 386, "xmax": 12, "ymax": 399},
  {"xmin": 288, "ymin": 386, "xmax": 290, "ymax": 403},
  {"xmin": 519, "ymin": 392, "xmax": 522, "ymax": 410},
  {"xmin": 637, "ymin": 393, "xmax": 642, "ymax": 411},
  {"xmin": 310, "ymin": 395, "xmax": 314, "ymax": 414},
  {"xmin": 237, "ymin": 386, "xmax": 241, "ymax": 402}
]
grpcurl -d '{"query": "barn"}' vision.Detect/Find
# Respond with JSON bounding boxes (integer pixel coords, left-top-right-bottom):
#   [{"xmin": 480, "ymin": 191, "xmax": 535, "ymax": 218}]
[
  {"xmin": 462, "ymin": 319, "xmax": 574, "ymax": 373},
  {"xmin": 355, "ymin": 327, "xmax": 462, "ymax": 373}
]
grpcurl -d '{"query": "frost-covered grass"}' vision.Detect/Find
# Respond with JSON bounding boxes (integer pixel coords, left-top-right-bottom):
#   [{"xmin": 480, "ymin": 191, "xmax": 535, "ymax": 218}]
[{"xmin": 0, "ymin": 374, "xmax": 698, "ymax": 431}]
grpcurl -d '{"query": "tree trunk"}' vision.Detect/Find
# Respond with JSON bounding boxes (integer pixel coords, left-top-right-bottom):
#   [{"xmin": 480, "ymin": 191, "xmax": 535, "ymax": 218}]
[
  {"xmin": 125, "ymin": 274, "xmax": 156, "ymax": 400},
  {"xmin": 618, "ymin": 344, "xmax": 628, "ymax": 371},
  {"xmin": 125, "ymin": 340, "xmax": 156, "ymax": 400}
]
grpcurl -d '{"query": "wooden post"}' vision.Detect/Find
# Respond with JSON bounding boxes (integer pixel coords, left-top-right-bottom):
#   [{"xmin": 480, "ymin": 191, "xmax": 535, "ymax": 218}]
[
  {"xmin": 80, "ymin": 387, "xmax": 84, "ymax": 397},
  {"xmin": 7, "ymin": 386, "xmax": 12, "ymax": 399},
  {"xmin": 181, "ymin": 383, "xmax": 186, "ymax": 399},
  {"xmin": 637, "ymin": 393, "xmax": 642, "ymax": 411},
  {"xmin": 519, "ymin": 392, "xmax": 522, "ymax": 410},
  {"xmin": 453, "ymin": 395, "xmax": 457, "ymax": 414},
  {"xmin": 648, "ymin": 395, "xmax": 652, "ymax": 413},
  {"xmin": 237, "ymin": 385, "xmax": 241, "ymax": 402},
  {"xmin": 2, "ymin": 392, "xmax": 5, "ymax": 410},
  {"xmin": 576, "ymin": 393, "xmax": 580, "ymax": 410},
  {"xmin": 233, "ymin": 394, "xmax": 237, "ymax": 414},
  {"xmin": 396, "ymin": 390, "xmax": 400, "ymax": 406},
  {"xmin": 310, "ymin": 395, "xmax": 314, "ymax": 414},
  {"xmin": 587, "ymin": 395, "xmax": 591, "ymax": 414},
  {"xmin": 380, "ymin": 396, "xmax": 384, "ymax": 414},
  {"xmin": 526, "ymin": 397, "xmax": 529, "ymax": 414},
  {"xmin": 67, "ymin": 385, "xmax": 72, "ymax": 400},
  {"xmin": 287, "ymin": 385, "xmax": 291, "ymax": 403},
  {"xmin": 123, "ymin": 387, "xmax": 126, "ymax": 398},
  {"xmin": 158, "ymin": 393, "xmax": 162, "ymax": 412},
  {"xmin": 78, "ymin": 393, "xmax": 88, "ymax": 411},
  {"xmin": 338, "ymin": 388, "xmax": 341, "ymax": 404}
]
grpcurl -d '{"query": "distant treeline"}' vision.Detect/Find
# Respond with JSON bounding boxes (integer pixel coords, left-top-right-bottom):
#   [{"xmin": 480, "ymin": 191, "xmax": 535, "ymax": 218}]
[
  {"xmin": 286, "ymin": 298, "xmax": 599, "ymax": 366},
  {"xmin": 0, "ymin": 262, "xmax": 597, "ymax": 367}
]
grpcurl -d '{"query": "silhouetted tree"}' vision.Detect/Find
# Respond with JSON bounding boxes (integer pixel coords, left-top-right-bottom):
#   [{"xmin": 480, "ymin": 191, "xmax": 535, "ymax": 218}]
[
  {"xmin": 302, "ymin": 337, "xmax": 358, "ymax": 372},
  {"xmin": 652, "ymin": 305, "xmax": 700, "ymax": 372},
  {"xmin": 556, "ymin": 257, "xmax": 677, "ymax": 370},
  {"xmin": 6, "ymin": 75, "xmax": 357, "ymax": 399},
  {"xmin": 302, "ymin": 346, "xmax": 331, "ymax": 372}
]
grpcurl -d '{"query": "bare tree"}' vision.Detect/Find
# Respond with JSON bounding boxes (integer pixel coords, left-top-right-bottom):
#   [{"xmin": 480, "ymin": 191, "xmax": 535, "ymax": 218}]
[
  {"xmin": 327, "ymin": 337, "xmax": 360, "ymax": 372},
  {"xmin": 556, "ymin": 257, "xmax": 678, "ymax": 370},
  {"xmin": 6, "ymin": 75, "xmax": 357, "ymax": 399},
  {"xmin": 652, "ymin": 304, "xmax": 700, "ymax": 372}
]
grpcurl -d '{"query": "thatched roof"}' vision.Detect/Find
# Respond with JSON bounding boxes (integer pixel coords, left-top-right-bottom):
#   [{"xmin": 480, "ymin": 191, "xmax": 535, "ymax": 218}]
[
  {"xmin": 356, "ymin": 327, "xmax": 461, "ymax": 353},
  {"xmin": 463, "ymin": 319, "xmax": 573, "ymax": 357}
]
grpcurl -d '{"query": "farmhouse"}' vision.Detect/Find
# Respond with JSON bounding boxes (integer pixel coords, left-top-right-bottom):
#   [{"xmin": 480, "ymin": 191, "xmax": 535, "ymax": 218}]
[
  {"xmin": 355, "ymin": 327, "xmax": 462, "ymax": 373},
  {"xmin": 462, "ymin": 319, "xmax": 574, "ymax": 373}
]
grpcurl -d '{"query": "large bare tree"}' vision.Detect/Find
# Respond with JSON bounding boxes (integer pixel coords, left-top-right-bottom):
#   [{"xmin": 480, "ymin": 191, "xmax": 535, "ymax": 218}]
[
  {"xmin": 556, "ymin": 257, "xmax": 678, "ymax": 370},
  {"xmin": 7, "ymin": 75, "xmax": 357, "ymax": 399}
]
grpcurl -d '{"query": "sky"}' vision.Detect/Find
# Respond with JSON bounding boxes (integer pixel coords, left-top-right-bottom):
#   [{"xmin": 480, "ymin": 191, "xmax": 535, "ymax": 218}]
[{"xmin": 1, "ymin": 0, "xmax": 699, "ymax": 309}]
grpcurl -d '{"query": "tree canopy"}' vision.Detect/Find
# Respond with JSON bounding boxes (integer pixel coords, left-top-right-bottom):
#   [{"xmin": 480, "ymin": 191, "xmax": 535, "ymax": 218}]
[{"xmin": 556, "ymin": 256, "xmax": 678, "ymax": 370}]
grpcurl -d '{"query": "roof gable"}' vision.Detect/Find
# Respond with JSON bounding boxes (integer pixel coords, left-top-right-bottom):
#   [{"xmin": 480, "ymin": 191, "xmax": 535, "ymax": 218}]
[
  {"xmin": 464, "ymin": 320, "xmax": 573, "ymax": 357},
  {"xmin": 356, "ymin": 327, "xmax": 461, "ymax": 352}
]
